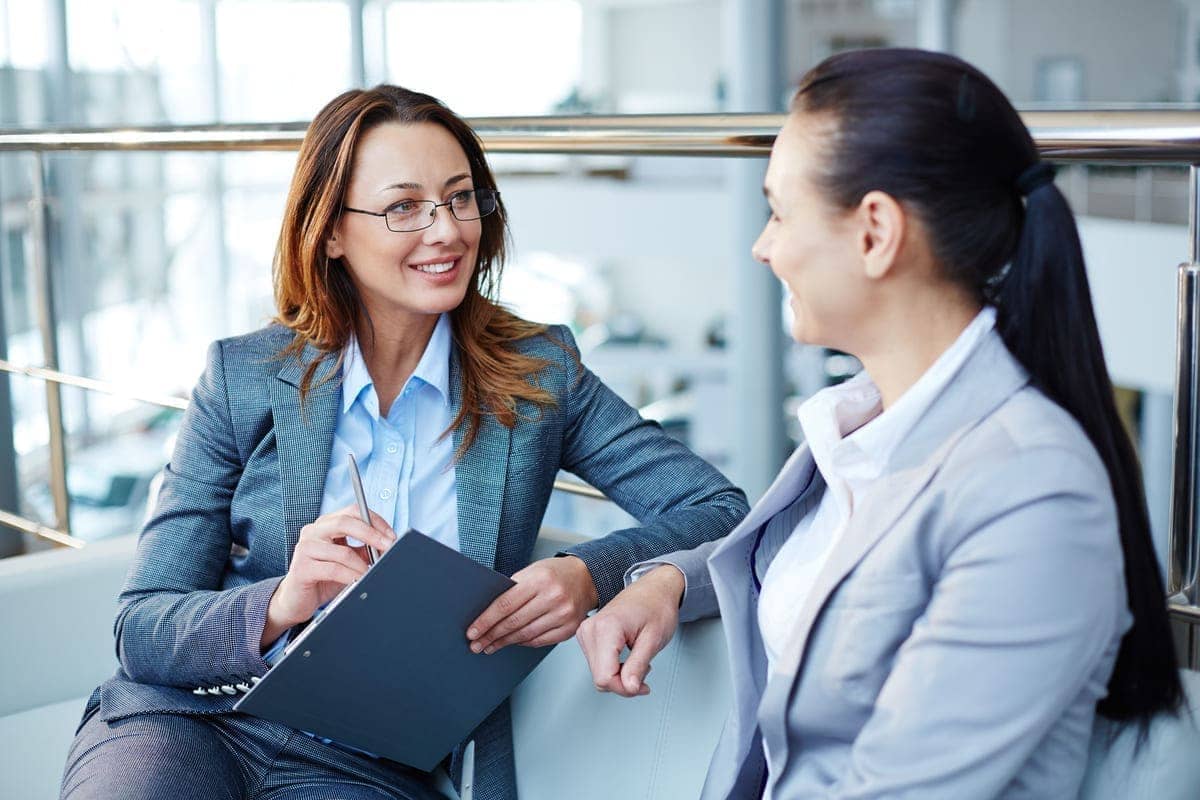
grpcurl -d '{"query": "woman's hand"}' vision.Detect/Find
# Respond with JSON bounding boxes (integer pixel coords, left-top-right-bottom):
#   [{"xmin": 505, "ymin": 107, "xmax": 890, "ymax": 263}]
[
  {"xmin": 466, "ymin": 555, "xmax": 599, "ymax": 654},
  {"xmin": 261, "ymin": 505, "xmax": 397, "ymax": 650},
  {"xmin": 576, "ymin": 565, "xmax": 684, "ymax": 697}
]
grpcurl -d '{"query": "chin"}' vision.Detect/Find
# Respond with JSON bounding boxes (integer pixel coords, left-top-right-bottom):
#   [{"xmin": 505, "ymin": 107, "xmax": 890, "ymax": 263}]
[
  {"xmin": 789, "ymin": 319, "xmax": 814, "ymax": 345},
  {"xmin": 425, "ymin": 284, "xmax": 472, "ymax": 315}
]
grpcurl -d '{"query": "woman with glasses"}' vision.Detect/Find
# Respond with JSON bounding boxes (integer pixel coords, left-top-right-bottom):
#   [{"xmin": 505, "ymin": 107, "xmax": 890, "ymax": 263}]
[
  {"xmin": 60, "ymin": 85, "xmax": 748, "ymax": 800},
  {"xmin": 576, "ymin": 48, "xmax": 1183, "ymax": 799}
]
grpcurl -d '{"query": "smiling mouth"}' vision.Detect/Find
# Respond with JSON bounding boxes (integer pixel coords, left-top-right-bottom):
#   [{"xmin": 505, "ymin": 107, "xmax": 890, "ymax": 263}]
[{"xmin": 411, "ymin": 259, "xmax": 457, "ymax": 275}]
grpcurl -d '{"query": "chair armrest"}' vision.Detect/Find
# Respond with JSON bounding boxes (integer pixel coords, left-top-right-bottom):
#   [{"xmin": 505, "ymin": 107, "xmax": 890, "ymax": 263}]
[{"xmin": 0, "ymin": 535, "xmax": 136, "ymax": 716}]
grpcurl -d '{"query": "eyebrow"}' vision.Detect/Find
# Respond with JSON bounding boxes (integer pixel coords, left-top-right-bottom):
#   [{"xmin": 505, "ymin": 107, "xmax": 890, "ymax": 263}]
[{"xmin": 380, "ymin": 173, "xmax": 472, "ymax": 193}]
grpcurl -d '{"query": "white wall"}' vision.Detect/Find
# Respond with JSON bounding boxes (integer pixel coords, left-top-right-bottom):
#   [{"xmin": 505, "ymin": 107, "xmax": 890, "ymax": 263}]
[
  {"xmin": 498, "ymin": 165, "xmax": 739, "ymax": 351},
  {"xmin": 1079, "ymin": 216, "xmax": 1187, "ymax": 395},
  {"xmin": 607, "ymin": 0, "xmax": 724, "ymax": 112},
  {"xmin": 957, "ymin": 0, "xmax": 1180, "ymax": 103}
]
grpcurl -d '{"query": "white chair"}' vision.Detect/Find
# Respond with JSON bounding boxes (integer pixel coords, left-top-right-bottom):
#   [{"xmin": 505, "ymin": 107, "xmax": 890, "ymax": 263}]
[{"xmin": 4, "ymin": 531, "xmax": 1200, "ymax": 799}]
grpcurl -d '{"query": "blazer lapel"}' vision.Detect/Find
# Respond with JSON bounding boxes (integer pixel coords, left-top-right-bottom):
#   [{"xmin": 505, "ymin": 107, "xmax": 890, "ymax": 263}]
[
  {"xmin": 708, "ymin": 443, "xmax": 818, "ymax": 568},
  {"xmin": 756, "ymin": 330, "xmax": 1032, "ymax": 772},
  {"xmin": 450, "ymin": 350, "xmax": 511, "ymax": 570},
  {"xmin": 272, "ymin": 344, "xmax": 341, "ymax": 564},
  {"xmin": 701, "ymin": 443, "xmax": 820, "ymax": 790}
]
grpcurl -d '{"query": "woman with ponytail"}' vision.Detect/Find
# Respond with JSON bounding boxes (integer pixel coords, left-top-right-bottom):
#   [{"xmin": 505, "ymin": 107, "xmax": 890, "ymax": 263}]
[{"xmin": 577, "ymin": 48, "xmax": 1182, "ymax": 799}]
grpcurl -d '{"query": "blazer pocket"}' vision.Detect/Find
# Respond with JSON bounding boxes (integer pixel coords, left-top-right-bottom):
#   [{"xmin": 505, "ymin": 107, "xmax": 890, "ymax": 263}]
[{"xmin": 820, "ymin": 573, "xmax": 929, "ymax": 707}]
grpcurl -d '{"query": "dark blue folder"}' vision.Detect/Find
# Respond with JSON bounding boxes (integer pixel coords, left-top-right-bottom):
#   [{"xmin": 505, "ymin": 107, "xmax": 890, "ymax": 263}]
[{"xmin": 234, "ymin": 530, "xmax": 553, "ymax": 770}]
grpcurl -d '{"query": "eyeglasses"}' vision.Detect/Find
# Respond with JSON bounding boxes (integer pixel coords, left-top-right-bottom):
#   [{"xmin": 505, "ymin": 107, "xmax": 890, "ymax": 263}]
[{"xmin": 342, "ymin": 188, "xmax": 500, "ymax": 233}]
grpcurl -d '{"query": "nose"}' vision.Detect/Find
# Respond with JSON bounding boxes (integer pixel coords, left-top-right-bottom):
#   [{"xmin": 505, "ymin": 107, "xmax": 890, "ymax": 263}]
[
  {"xmin": 751, "ymin": 226, "xmax": 771, "ymax": 265},
  {"xmin": 421, "ymin": 203, "xmax": 463, "ymax": 246}
]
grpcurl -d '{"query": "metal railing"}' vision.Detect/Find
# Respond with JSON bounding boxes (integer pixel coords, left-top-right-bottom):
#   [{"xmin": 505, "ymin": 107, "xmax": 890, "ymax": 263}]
[
  {"xmin": 2, "ymin": 110, "xmax": 1200, "ymax": 160},
  {"xmin": 1, "ymin": 111, "xmax": 1200, "ymax": 634}
]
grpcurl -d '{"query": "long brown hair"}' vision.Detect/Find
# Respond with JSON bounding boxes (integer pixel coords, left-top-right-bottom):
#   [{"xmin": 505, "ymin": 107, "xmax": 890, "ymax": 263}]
[{"xmin": 273, "ymin": 85, "xmax": 556, "ymax": 457}]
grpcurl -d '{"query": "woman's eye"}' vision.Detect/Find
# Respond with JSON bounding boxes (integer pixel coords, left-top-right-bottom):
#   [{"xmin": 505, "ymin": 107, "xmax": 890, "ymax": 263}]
[
  {"xmin": 389, "ymin": 200, "xmax": 421, "ymax": 215},
  {"xmin": 450, "ymin": 190, "xmax": 474, "ymax": 207}
]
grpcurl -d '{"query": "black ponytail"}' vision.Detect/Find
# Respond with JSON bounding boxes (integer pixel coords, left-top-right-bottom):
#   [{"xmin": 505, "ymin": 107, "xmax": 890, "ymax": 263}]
[
  {"xmin": 998, "ymin": 173, "xmax": 1182, "ymax": 727},
  {"xmin": 792, "ymin": 47, "xmax": 1182, "ymax": 731}
]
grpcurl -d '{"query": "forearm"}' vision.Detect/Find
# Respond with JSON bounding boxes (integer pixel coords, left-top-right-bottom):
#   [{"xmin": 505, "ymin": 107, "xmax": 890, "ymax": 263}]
[
  {"xmin": 562, "ymin": 498, "xmax": 741, "ymax": 607},
  {"xmin": 115, "ymin": 576, "xmax": 283, "ymax": 686}
]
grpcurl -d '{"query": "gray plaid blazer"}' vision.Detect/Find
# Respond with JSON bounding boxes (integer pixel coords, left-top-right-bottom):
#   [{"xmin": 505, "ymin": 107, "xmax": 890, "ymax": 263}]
[{"xmin": 86, "ymin": 322, "xmax": 748, "ymax": 798}]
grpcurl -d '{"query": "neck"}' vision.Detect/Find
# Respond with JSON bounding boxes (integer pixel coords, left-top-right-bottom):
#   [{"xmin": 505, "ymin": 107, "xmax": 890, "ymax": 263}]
[
  {"xmin": 355, "ymin": 310, "xmax": 440, "ymax": 415},
  {"xmin": 854, "ymin": 292, "xmax": 982, "ymax": 410}
]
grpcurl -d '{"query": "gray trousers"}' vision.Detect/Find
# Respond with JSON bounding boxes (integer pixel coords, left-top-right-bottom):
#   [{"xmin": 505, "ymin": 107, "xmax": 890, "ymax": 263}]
[{"xmin": 60, "ymin": 700, "xmax": 451, "ymax": 800}]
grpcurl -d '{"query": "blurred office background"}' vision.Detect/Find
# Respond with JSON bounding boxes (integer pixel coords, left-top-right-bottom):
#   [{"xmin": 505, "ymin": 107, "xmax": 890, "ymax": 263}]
[{"xmin": 0, "ymin": 0, "xmax": 1196, "ymax": 559}]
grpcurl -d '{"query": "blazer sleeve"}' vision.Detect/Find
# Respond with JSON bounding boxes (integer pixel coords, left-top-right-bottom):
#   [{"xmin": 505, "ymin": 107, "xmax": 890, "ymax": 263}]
[
  {"xmin": 551, "ymin": 326, "xmax": 749, "ymax": 606},
  {"xmin": 113, "ymin": 340, "xmax": 281, "ymax": 687},
  {"xmin": 826, "ymin": 445, "xmax": 1127, "ymax": 798}
]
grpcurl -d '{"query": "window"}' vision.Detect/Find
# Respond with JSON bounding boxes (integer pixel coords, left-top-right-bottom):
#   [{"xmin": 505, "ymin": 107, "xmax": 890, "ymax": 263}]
[{"xmin": 1034, "ymin": 56, "xmax": 1084, "ymax": 103}]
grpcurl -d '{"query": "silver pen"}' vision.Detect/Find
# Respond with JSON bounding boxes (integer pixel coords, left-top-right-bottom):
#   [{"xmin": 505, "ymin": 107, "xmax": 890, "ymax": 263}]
[{"xmin": 347, "ymin": 453, "xmax": 379, "ymax": 566}]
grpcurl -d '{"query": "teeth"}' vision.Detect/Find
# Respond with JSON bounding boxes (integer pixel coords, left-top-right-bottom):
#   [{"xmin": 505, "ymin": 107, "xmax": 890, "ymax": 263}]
[{"xmin": 413, "ymin": 260, "xmax": 454, "ymax": 274}]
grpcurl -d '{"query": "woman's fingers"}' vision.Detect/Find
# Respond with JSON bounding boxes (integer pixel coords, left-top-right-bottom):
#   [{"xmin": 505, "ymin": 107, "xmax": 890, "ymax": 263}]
[
  {"xmin": 467, "ymin": 582, "xmax": 537, "ymax": 651},
  {"xmin": 299, "ymin": 506, "xmax": 395, "ymax": 555},
  {"xmin": 468, "ymin": 557, "xmax": 595, "ymax": 653},
  {"xmin": 294, "ymin": 539, "xmax": 370, "ymax": 581},
  {"xmin": 621, "ymin": 629, "xmax": 663, "ymax": 695},
  {"xmin": 578, "ymin": 615, "xmax": 631, "ymax": 693},
  {"xmin": 482, "ymin": 606, "xmax": 573, "ymax": 652}
]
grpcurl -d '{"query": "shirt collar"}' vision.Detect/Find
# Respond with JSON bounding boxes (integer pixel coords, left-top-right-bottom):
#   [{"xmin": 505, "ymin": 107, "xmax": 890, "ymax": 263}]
[
  {"xmin": 798, "ymin": 306, "xmax": 997, "ymax": 486},
  {"xmin": 341, "ymin": 313, "xmax": 453, "ymax": 415}
]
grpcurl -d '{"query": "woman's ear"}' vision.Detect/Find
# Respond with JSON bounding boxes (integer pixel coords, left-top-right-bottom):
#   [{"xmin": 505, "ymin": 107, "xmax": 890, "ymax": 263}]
[
  {"xmin": 855, "ymin": 190, "xmax": 906, "ymax": 281},
  {"xmin": 325, "ymin": 231, "xmax": 344, "ymax": 260}
]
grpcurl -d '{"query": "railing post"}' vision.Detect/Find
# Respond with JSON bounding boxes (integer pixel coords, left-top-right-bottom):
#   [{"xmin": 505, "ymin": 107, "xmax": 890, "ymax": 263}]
[
  {"xmin": 1169, "ymin": 163, "xmax": 1200, "ymax": 667},
  {"xmin": 27, "ymin": 152, "xmax": 70, "ymax": 537},
  {"xmin": 725, "ymin": 0, "xmax": 787, "ymax": 502}
]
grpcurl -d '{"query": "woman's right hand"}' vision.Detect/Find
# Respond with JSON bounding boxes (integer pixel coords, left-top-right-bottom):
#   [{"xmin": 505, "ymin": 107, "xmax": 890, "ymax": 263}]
[
  {"xmin": 261, "ymin": 505, "xmax": 397, "ymax": 649},
  {"xmin": 576, "ymin": 564, "xmax": 685, "ymax": 697}
]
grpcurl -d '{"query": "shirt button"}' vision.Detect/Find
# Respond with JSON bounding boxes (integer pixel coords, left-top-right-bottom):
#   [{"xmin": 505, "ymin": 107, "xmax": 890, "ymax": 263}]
[
  {"xmin": 380, "ymin": 489, "xmax": 393, "ymax": 500},
  {"xmin": 386, "ymin": 443, "xmax": 399, "ymax": 454}
]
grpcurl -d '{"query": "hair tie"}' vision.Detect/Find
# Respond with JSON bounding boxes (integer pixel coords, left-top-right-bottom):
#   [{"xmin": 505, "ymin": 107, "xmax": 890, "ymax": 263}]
[{"xmin": 1016, "ymin": 162, "xmax": 1057, "ymax": 196}]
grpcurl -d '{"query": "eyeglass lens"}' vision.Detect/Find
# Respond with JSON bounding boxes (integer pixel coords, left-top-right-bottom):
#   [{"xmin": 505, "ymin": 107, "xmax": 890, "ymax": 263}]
[{"xmin": 386, "ymin": 189, "xmax": 497, "ymax": 232}]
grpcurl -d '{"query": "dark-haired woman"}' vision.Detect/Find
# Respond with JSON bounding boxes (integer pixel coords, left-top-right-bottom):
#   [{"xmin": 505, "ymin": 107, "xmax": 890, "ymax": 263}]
[
  {"xmin": 58, "ymin": 86, "xmax": 747, "ymax": 800},
  {"xmin": 577, "ymin": 48, "xmax": 1181, "ymax": 799}
]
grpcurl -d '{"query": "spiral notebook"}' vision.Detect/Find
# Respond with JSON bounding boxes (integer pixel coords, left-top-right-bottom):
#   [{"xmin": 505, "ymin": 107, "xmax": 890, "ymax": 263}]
[{"xmin": 234, "ymin": 530, "xmax": 554, "ymax": 771}]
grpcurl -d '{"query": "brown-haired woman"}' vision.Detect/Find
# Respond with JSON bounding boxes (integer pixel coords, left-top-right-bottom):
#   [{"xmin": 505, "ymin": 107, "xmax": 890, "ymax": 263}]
[{"xmin": 60, "ymin": 85, "xmax": 748, "ymax": 800}]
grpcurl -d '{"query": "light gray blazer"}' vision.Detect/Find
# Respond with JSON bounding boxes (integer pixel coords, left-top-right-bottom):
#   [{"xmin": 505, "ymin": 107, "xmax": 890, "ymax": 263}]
[{"xmin": 655, "ymin": 330, "xmax": 1129, "ymax": 799}]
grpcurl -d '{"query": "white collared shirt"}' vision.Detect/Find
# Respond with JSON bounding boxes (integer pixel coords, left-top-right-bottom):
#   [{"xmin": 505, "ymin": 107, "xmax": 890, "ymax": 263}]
[{"xmin": 757, "ymin": 307, "xmax": 998, "ymax": 673}]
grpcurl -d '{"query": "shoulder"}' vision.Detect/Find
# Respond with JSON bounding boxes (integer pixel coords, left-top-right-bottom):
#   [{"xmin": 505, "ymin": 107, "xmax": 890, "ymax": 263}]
[
  {"xmin": 504, "ymin": 321, "xmax": 577, "ymax": 356},
  {"xmin": 500, "ymin": 321, "xmax": 582, "ymax": 384},
  {"xmin": 213, "ymin": 323, "xmax": 297, "ymax": 366},
  {"xmin": 934, "ymin": 385, "xmax": 1117, "ymax": 549},
  {"xmin": 192, "ymin": 324, "xmax": 299, "ymax": 410},
  {"xmin": 950, "ymin": 385, "xmax": 1108, "ymax": 486}
]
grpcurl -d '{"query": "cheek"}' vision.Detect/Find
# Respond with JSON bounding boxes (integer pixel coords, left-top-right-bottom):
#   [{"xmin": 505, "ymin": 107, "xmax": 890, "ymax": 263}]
[
  {"xmin": 348, "ymin": 232, "xmax": 417, "ymax": 269},
  {"xmin": 768, "ymin": 227, "xmax": 812, "ymax": 286},
  {"xmin": 463, "ymin": 222, "xmax": 484, "ymax": 254}
]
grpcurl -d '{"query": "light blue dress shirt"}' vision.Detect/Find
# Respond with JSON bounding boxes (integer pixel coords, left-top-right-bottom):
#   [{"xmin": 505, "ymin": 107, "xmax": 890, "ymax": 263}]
[
  {"xmin": 264, "ymin": 312, "xmax": 458, "ymax": 657},
  {"xmin": 321, "ymin": 312, "xmax": 459, "ymax": 553}
]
